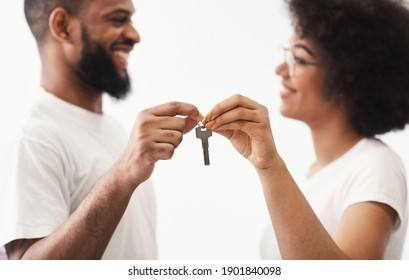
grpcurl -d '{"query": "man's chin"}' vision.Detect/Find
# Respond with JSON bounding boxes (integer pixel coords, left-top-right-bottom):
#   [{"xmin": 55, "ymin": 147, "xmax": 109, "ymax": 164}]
[
  {"xmin": 105, "ymin": 85, "xmax": 131, "ymax": 100},
  {"xmin": 118, "ymin": 69, "xmax": 129, "ymax": 80}
]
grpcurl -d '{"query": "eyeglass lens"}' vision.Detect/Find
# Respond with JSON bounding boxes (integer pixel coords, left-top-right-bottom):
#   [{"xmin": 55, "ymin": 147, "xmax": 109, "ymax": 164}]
[{"xmin": 284, "ymin": 49, "xmax": 296, "ymax": 77}]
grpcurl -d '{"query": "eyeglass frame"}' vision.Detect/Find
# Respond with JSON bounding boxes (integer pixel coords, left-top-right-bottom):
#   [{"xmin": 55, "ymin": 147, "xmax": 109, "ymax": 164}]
[{"xmin": 283, "ymin": 47, "xmax": 321, "ymax": 77}]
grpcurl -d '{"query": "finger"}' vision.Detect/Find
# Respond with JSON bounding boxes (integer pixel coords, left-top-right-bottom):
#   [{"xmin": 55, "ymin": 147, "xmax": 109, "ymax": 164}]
[
  {"xmin": 205, "ymin": 107, "xmax": 260, "ymax": 130},
  {"xmin": 151, "ymin": 101, "xmax": 204, "ymax": 122},
  {"xmin": 213, "ymin": 119, "xmax": 273, "ymax": 143},
  {"xmin": 153, "ymin": 115, "xmax": 199, "ymax": 134},
  {"xmin": 203, "ymin": 94, "xmax": 260, "ymax": 123},
  {"xmin": 212, "ymin": 129, "xmax": 234, "ymax": 140},
  {"xmin": 210, "ymin": 121, "xmax": 255, "ymax": 133},
  {"xmin": 152, "ymin": 143, "xmax": 176, "ymax": 161},
  {"xmin": 155, "ymin": 116, "xmax": 187, "ymax": 132},
  {"xmin": 158, "ymin": 116, "xmax": 198, "ymax": 135},
  {"xmin": 182, "ymin": 117, "xmax": 199, "ymax": 134},
  {"xmin": 155, "ymin": 130, "xmax": 183, "ymax": 149}
]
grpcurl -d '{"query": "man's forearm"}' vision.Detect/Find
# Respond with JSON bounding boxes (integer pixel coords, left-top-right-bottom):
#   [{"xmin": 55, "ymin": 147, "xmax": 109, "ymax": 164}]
[{"xmin": 19, "ymin": 166, "xmax": 136, "ymax": 259}]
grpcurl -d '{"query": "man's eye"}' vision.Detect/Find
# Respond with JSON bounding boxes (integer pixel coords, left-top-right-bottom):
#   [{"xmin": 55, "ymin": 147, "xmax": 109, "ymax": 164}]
[{"xmin": 111, "ymin": 18, "xmax": 127, "ymax": 25}]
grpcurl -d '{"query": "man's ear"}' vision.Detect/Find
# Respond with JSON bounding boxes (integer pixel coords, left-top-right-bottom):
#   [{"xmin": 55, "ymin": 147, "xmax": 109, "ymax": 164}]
[{"xmin": 48, "ymin": 7, "xmax": 75, "ymax": 43}]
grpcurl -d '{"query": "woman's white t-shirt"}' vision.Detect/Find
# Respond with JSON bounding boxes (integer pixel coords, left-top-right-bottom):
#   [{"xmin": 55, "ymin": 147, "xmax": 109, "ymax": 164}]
[{"xmin": 260, "ymin": 138, "xmax": 407, "ymax": 259}]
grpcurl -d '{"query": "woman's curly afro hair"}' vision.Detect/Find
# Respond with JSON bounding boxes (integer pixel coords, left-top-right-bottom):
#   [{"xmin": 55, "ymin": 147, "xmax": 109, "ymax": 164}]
[{"xmin": 286, "ymin": 0, "xmax": 409, "ymax": 137}]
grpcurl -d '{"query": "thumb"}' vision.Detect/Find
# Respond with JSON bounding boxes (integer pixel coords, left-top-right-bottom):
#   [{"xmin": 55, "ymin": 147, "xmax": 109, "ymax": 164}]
[
  {"xmin": 213, "ymin": 128, "xmax": 234, "ymax": 140},
  {"xmin": 183, "ymin": 117, "xmax": 200, "ymax": 134}
]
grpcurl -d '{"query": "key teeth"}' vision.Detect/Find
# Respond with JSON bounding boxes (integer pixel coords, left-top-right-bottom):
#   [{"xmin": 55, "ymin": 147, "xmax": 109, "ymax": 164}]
[{"xmin": 203, "ymin": 147, "xmax": 210, "ymax": 166}]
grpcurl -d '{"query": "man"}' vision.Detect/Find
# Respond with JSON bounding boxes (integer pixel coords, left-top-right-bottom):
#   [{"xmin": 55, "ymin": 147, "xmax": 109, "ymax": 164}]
[{"xmin": 0, "ymin": 0, "xmax": 202, "ymax": 259}]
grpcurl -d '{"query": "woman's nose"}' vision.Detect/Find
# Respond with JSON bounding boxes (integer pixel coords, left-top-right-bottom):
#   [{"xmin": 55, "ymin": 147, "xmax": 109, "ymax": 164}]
[{"xmin": 275, "ymin": 61, "xmax": 289, "ymax": 78}]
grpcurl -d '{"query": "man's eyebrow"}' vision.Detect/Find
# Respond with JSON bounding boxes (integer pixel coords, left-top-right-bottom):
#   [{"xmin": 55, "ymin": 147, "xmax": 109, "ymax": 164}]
[
  {"xmin": 293, "ymin": 44, "xmax": 315, "ymax": 56},
  {"xmin": 102, "ymin": 9, "xmax": 133, "ymax": 17}
]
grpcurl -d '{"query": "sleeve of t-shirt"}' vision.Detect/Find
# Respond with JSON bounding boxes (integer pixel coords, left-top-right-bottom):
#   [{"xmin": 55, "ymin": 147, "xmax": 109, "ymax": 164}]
[
  {"xmin": 0, "ymin": 137, "xmax": 71, "ymax": 247},
  {"xmin": 340, "ymin": 150, "xmax": 407, "ymax": 228}
]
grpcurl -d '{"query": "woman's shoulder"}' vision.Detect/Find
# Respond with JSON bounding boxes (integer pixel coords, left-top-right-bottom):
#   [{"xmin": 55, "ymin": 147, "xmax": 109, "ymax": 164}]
[{"xmin": 352, "ymin": 138, "xmax": 404, "ymax": 168}]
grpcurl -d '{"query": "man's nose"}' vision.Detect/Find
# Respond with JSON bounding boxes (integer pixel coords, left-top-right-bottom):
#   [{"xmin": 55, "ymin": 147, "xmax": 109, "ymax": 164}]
[{"xmin": 124, "ymin": 23, "xmax": 141, "ymax": 44}]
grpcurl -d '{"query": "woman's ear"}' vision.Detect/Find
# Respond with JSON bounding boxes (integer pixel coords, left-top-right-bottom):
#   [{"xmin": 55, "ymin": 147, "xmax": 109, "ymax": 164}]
[{"xmin": 48, "ymin": 7, "xmax": 74, "ymax": 43}]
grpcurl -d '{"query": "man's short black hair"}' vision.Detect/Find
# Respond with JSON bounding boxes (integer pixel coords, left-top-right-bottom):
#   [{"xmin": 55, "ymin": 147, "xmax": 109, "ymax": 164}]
[
  {"xmin": 286, "ymin": 0, "xmax": 409, "ymax": 137},
  {"xmin": 24, "ymin": 0, "xmax": 86, "ymax": 43}
]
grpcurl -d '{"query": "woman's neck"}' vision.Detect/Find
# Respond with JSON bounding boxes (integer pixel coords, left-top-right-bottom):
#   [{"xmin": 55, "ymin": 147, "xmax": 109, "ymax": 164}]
[{"xmin": 307, "ymin": 113, "xmax": 363, "ymax": 178}]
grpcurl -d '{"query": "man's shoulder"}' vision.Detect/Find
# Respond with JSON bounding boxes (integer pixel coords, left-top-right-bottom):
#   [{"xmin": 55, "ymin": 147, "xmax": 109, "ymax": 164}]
[{"xmin": 1, "ymin": 96, "xmax": 66, "ymax": 152}]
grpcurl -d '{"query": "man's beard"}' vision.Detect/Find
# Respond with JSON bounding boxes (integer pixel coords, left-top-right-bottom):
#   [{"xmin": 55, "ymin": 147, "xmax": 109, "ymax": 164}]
[{"xmin": 77, "ymin": 26, "xmax": 131, "ymax": 100}]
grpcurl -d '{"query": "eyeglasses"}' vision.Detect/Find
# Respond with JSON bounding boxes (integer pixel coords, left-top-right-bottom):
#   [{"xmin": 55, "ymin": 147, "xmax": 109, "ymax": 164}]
[{"xmin": 283, "ymin": 48, "xmax": 320, "ymax": 77}]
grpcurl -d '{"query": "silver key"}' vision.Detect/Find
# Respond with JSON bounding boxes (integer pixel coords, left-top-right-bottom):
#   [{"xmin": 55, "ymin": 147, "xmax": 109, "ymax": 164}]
[{"xmin": 195, "ymin": 126, "xmax": 212, "ymax": 166}]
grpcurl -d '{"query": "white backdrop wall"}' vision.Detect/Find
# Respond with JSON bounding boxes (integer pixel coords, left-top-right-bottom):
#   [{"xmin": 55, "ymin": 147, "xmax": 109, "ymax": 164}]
[{"xmin": 1, "ymin": 0, "xmax": 408, "ymax": 259}]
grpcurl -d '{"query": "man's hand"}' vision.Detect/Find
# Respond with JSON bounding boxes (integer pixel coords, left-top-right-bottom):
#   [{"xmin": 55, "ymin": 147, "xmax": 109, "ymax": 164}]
[{"xmin": 117, "ymin": 101, "xmax": 203, "ymax": 189}]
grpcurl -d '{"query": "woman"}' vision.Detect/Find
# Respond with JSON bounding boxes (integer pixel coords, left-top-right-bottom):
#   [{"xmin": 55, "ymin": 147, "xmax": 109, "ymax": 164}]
[{"xmin": 203, "ymin": 0, "xmax": 409, "ymax": 259}]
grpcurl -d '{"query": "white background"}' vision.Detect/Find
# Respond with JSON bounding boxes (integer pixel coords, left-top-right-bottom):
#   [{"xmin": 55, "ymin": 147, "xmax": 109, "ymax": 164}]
[{"xmin": 0, "ymin": 0, "xmax": 408, "ymax": 259}]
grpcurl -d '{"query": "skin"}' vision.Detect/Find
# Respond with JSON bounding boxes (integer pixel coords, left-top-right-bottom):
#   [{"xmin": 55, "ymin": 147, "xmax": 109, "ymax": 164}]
[
  {"xmin": 6, "ymin": 0, "xmax": 202, "ymax": 259},
  {"xmin": 202, "ymin": 34, "xmax": 397, "ymax": 259}
]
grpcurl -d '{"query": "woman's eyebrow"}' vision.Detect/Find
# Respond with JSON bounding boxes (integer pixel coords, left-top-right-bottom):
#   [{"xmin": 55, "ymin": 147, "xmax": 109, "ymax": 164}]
[{"xmin": 293, "ymin": 44, "xmax": 315, "ymax": 56}]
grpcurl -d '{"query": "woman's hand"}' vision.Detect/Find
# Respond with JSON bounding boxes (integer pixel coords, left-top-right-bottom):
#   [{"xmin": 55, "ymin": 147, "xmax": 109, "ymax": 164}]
[{"xmin": 203, "ymin": 94, "xmax": 278, "ymax": 171}]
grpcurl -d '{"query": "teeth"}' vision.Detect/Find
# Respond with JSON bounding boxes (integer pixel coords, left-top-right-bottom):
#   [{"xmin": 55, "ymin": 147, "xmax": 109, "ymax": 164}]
[{"xmin": 114, "ymin": 51, "xmax": 129, "ymax": 61}]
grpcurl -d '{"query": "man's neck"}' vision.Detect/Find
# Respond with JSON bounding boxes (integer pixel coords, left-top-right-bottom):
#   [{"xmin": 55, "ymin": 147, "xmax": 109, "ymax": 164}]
[{"xmin": 41, "ymin": 65, "xmax": 104, "ymax": 114}]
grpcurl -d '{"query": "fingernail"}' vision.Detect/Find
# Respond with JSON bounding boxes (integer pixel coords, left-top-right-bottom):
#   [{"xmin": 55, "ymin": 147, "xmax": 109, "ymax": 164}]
[
  {"xmin": 205, "ymin": 112, "xmax": 213, "ymax": 122},
  {"xmin": 206, "ymin": 120, "xmax": 215, "ymax": 129}
]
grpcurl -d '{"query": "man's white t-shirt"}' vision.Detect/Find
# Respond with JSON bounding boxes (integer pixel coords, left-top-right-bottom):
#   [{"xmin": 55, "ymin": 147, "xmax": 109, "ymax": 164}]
[
  {"xmin": 260, "ymin": 138, "xmax": 408, "ymax": 259},
  {"xmin": 0, "ymin": 89, "xmax": 157, "ymax": 259}
]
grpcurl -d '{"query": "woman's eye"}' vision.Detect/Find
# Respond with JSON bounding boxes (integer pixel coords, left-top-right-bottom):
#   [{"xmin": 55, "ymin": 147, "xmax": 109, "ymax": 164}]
[{"xmin": 294, "ymin": 56, "xmax": 307, "ymax": 65}]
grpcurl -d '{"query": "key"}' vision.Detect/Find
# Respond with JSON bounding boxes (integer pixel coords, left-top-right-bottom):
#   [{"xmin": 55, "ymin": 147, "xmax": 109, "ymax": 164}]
[{"xmin": 195, "ymin": 126, "xmax": 212, "ymax": 166}]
